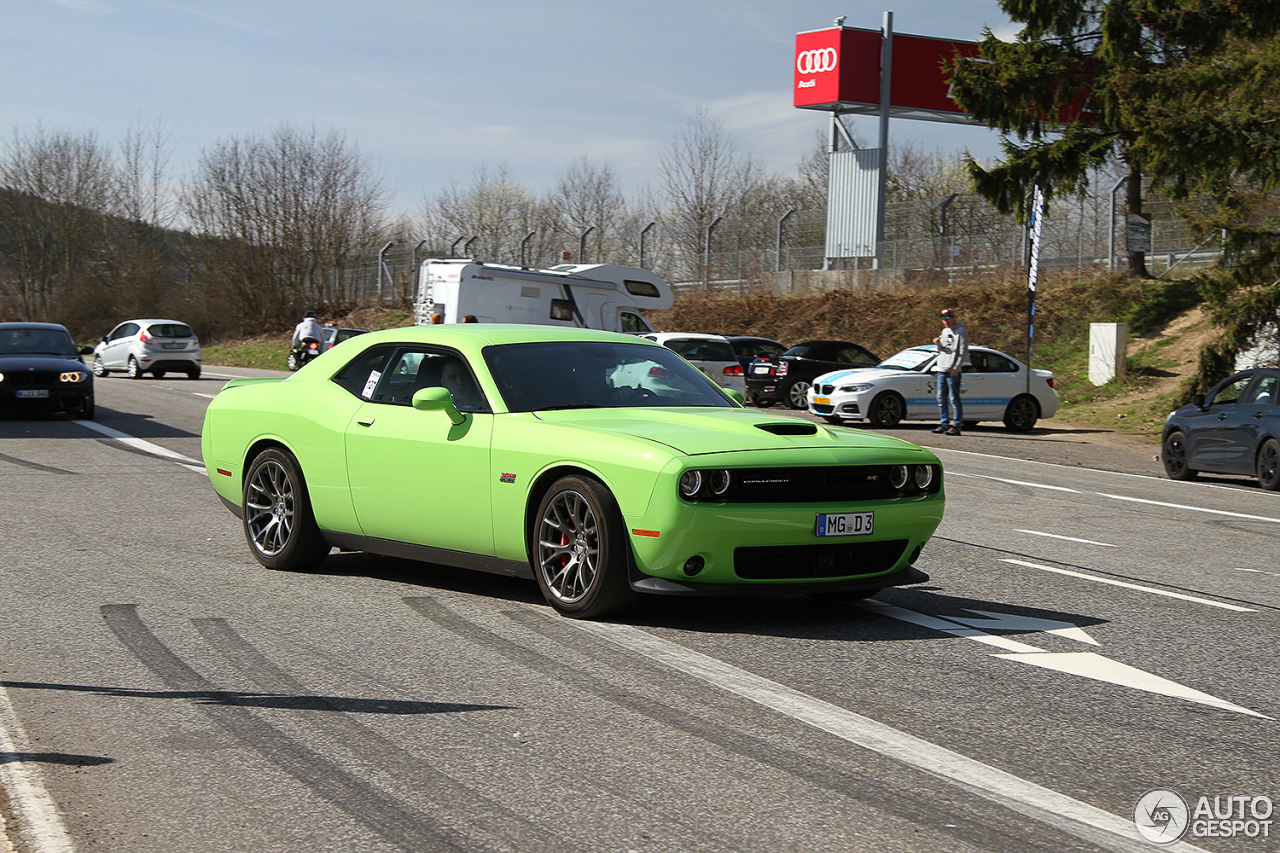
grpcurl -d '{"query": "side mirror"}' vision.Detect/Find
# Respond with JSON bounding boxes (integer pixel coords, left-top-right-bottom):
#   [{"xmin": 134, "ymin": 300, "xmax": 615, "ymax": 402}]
[
  {"xmin": 411, "ymin": 386, "xmax": 465, "ymax": 425},
  {"xmin": 1192, "ymin": 393, "xmax": 1206, "ymax": 410},
  {"xmin": 723, "ymin": 388, "xmax": 746, "ymax": 406},
  {"xmin": 78, "ymin": 345, "xmax": 94, "ymax": 356}
]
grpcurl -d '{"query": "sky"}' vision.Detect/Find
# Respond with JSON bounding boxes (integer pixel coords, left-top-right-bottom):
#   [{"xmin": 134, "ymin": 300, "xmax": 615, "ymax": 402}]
[{"xmin": 6, "ymin": 1, "xmax": 1020, "ymax": 220}]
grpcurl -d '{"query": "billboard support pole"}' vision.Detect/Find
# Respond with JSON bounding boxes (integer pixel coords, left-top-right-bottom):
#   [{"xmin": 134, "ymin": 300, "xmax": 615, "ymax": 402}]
[{"xmin": 874, "ymin": 11, "xmax": 893, "ymax": 270}]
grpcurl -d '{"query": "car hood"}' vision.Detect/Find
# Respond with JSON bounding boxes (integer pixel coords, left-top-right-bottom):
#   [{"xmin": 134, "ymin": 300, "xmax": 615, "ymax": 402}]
[
  {"xmin": 530, "ymin": 407, "xmax": 927, "ymax": 456},
  {"xmin": 813, "ymin": 367, "xmax": 908, "ymax": 385},
  {"xmin": 0, "ymin": 354, "xmax": 88, "ymax": 371}
]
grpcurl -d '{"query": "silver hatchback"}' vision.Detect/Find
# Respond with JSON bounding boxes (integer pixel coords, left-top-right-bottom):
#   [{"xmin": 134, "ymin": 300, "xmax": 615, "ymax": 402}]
[{"xmin": 93, "ymin": 319, "xmax": 203, "ymax": 379}]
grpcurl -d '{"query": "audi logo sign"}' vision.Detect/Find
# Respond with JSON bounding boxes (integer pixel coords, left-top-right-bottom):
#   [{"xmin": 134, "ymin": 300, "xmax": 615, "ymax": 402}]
[{"xmin": 796, "ymin": 47, "xmax": 837, "ymax": 75}]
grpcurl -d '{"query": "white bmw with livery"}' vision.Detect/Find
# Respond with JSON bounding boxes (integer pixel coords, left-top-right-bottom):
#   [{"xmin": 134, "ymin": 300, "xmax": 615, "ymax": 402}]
[{"xmin": 807, "ymin": 345, "xmax": 1060, "ymax": 432}]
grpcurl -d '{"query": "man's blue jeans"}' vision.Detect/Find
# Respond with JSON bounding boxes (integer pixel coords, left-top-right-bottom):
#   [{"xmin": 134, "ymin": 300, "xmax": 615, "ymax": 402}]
[{"xmin": 937, "ymin": 371, "xmax": 963, "ymax": 427}]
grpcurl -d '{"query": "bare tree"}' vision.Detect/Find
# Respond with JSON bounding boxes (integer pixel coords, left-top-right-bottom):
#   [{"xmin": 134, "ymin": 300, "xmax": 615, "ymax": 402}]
[
  {"xmin": 418, "ymin": 163, "xmax": 553, "ymax": 266},
  {"xmin": 183, "ymin": 125, "xmax": 390, "ymax": 333},
  {"xmin": 0, "ymin": 123, "xmax": 116, "ymax": 326},
  {"xmin": 550, "ymin": 156, "xmax": 630, "ymax": 264},
  {"xmin": 658, "ymin": 106, "xmax": 762, "ymax": 281}
]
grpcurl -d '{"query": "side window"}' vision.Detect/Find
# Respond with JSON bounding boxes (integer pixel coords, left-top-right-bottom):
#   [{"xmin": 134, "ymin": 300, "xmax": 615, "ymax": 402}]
[
  {"xmin": 984, "ymin": 354, "xmax": 1017, "ymax": 373},
  {"xmin": 837, "ymin": 346, "xmax": 877, "ymax": 366},
  {"xmin": 332, "ymin": 345, "xmax": 396, "ymax": 399},
  {"xmin": 620, "ymin": 312, "xmax": 651, "ymax": 334},
  {"xmin": 1211, "ymin": 375, "xmax": 1253, "ymax": 406},
  {"xmin": 1243, "ymin": 376, "xmax": 1279, "ymax": 406}
]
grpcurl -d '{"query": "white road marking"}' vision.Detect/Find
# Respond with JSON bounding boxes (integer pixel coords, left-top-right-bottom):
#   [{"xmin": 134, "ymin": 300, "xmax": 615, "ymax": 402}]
[
  {"xmin": 1002, "ymin": 559, "xmax": 1257, "ymax": 612},
  {"xmin": 859, "ymin": 603, "xmax": 1268, "ymax": 719},
  {"xmin": 0, "ymin": 683, "xmax": 76, "ymax": 853},
  {"xmin": 950, "ymin": 471, "xmax": 1280, "ymax": 524},
  {"xmin": 993, "ymin": 652, "xmax": 1271, "ymax": 719},
  {"xmin": 1014, "ymin": 529, "xmax": 1116, "ymax": 547},
  {"xmin": 1236, "ymin": 567, "xmax": 1280, "ymax": 578},
  {"xmin": 948, "ymin": 609, "xmax": 1102, "ymax": 645},
  {"xmin": 72, "ymin": 420, "xmax": 205, "ymax": 474},
  {"xmin": 570, "ymin": 617, "xmax": 1209, "ymax": 853}
]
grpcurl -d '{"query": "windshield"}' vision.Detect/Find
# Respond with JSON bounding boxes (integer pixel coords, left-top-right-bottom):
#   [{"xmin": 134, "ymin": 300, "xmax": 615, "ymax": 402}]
[
  {"xmin": 485, "ymin": 341, "xmax": 738, "ymax": 412},
  {"xmin": 0, "ymin": 327, "xmax": 78, "ymax": 357},
  {"xmin": 878, "ymin": 348, "xmax": 937, "ymax": 372}
]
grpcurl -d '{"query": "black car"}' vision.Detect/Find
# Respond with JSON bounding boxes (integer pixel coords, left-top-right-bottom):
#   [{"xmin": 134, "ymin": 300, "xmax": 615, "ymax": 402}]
[
  {"xmin": 1162, "ymin": 367, "xmax": 1280, "ymax": 489},
  {"xmin": 746, "ymin": 339, "xmax": 879, "ymax": 409},
  {"xmin": 0, "ymin": 322, "xmax": 95, "ymax": 419},
  {"xmin": 723, "ymin": 335, "xmax": 787, "ymax": 371}
]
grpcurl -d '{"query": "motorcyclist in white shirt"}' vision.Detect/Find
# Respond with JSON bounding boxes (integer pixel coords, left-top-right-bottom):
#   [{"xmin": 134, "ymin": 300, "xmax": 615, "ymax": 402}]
[{"xmin": 292, "ymin": 311, "xmax": 324, "ymax": 348}]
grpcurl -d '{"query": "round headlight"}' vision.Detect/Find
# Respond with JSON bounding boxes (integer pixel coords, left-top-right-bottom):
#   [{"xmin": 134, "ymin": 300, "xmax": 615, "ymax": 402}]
[
  {"xmin": 913, "ymin": 465, "xmax": 935, "ymax": 490},
  {"xmin": 888, "ymin": 465, "xmax": 909, "ymax": 490},
  {"xmin": 679, "ymin": 470, "xmax": 703, "ymax": 498},
  {"xmin": 710, "ymin": 470, "xmax": 731, "ymax": 495}
]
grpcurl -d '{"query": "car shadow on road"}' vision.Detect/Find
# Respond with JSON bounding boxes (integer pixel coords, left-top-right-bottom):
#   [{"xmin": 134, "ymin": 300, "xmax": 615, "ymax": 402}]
[
  {"xmin": 0, "ymin": 408, "xmax": 199, "ymax": 440},
  {"xmin": 308, "ymin": 552, "xmax": 1108, "ymax": 644},
  {"xmin": 610, "ymin": 584, "xmax": 1107, "ymax": 644}
]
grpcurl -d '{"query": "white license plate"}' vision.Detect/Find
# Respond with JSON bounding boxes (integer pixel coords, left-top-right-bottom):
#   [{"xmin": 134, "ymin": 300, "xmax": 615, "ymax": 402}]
[
  {"xmin": 816, "ymin": 511, "xmax": 874, "ymax": 537},
  {"xmin": 16, "ymin": 389, "xmax": 49, "ymax": 398},
  {"xmin": 753, "ymin": 365, "xmax": 770, "ymax": 374},
  {"xmin": 162, "ymin": 342, "xmax": 185, "ymax": 349}
]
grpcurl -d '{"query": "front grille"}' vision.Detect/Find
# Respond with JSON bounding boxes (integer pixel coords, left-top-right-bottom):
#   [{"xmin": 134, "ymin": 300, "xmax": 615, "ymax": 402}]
[
  {"xmin": 723, "ymin": 465, "xmax": 936, "ymax": 503},
  {"xmin": 735, "ymin": 540, "xmax": 908, "ymax": 579},
  {"xmin": 4, "ymin": 371, "xmax": 58, "ymax": 386},
  {"xmin": 816, "ymin": 383, "xmax": 835, "ymax": 395}
]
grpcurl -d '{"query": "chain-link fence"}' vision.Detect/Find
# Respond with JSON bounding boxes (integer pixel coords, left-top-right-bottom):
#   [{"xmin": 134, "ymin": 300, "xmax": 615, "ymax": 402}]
[{"xmin": 332, "ymin": 190, "xmax": 1224, "ymax": 306}]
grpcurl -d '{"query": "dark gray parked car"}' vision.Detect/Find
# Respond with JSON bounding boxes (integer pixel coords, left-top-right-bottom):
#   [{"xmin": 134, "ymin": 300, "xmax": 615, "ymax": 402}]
[{"xmin": 1162, "ymin": 367, "xmax": 1280, "ymax": 489}]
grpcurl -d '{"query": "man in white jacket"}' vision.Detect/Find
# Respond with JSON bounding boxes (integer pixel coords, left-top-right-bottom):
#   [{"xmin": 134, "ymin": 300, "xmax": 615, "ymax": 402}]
[{"xmin": 932, "ymin": 307, "xmax": 969, "ymax": 435}]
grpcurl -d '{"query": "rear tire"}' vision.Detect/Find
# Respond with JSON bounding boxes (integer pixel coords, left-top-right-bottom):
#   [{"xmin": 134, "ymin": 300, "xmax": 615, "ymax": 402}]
[
  {"xmin": 532, "ymin": 475, "xmax": 637, "ymax": 619},
  {"xmin": 1258, "ymin": 438, "xmax": 1280, "ymax": 490},
  {"xmin": 126, "ymin": 356, "xmax": 143, "ymax": 379},
  {"xmin": 784, "ymin": 379, "xmax": 811, "ymax": 410},
  {"xmin": 187, "ymin": 366, "xmax": 201, "ymax": 379},
  {"xmin": 1162, "ymin": 430, "xmax": 1197, "ymax": 481},
  {"xmin": 1003, "ymin": 394, "xmax": 1039, "ymax": 431},
  {"xmin": 243, "ymin": 448, "xmax": 331, "ymax": 571}
]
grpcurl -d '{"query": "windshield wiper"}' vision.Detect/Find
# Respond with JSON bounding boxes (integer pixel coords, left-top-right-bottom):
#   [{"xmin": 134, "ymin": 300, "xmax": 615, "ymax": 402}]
[{"xmin": 535, "ymin": 404, "xmax": 604, "ymax": 411}]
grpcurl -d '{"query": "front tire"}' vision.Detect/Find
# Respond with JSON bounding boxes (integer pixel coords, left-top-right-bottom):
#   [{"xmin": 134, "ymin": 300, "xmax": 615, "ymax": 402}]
[
  {"xmin": 784, "ymin": 379, "xmax": 811, "ymax": 410},
  {"xmin": 866, "ymin": 392, "xmax": 905, "ymax": 428},
  {"xmin": 243, "ymin": 448, "xmax": 331, "ymax": 571},
  {"xmin": 1003, "ymin": 394, "xmax": 1039, "ymax": 431},
  {"xmin": 126, "ymin": 356, "xmax": 143, "ymax": 379},
  {"xmin": 1257, "ymin": 438, "xmax": 1280, "ymax": 490},
  {"xmin": 92, "ymin": 356, "xmax": 107, "ymax": 377},
  {"xmin": 532, "ymin": 476, "xmax": 636, "ymax": 619},
  {"xmin": 1162, "ymin": 431, "xmax": 1197, "ymax": 481}
]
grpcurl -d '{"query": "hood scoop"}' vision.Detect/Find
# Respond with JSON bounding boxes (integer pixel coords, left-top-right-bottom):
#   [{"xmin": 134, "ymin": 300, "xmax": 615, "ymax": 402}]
[{"xmin": 754, "ymin": 421, "xmax": 818, "ymax": 436}]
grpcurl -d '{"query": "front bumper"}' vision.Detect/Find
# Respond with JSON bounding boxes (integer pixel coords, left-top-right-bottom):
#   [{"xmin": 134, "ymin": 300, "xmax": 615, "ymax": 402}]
[{"xmin": 630, "ymin": 564, "xmax": 928, "ymax": 596}]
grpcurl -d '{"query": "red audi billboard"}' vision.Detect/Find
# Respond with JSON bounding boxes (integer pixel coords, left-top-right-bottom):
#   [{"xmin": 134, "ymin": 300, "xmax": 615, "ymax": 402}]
[{"xmin": 794, "ymin": 25, "xmax": 981, "ymax": 118}]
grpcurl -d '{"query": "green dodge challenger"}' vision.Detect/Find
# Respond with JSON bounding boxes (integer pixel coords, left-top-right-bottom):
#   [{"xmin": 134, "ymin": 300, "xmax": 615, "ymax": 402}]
[{"xmin": 202, "ymin": 325, "xmax": 945, "ymax": 618}]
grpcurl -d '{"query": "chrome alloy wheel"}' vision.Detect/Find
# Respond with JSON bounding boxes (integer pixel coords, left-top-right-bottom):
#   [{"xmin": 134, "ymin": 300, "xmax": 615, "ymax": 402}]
[
  {"xmin": 536, "ymin": 488, "xmax": 600, "ymax": 603},
  {"xmin": 245, "ymin": 458, "xmax": 295, "ymax": 557}
]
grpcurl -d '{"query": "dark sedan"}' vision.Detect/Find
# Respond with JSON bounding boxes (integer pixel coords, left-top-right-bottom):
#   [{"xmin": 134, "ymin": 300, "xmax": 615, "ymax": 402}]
[
  {"xmin": 746, "ymin": 339, "xmax": 879, "ymax": 409},
  {"xmin": 724, "ymin": 335, "xmax": 787, "ymax": 371},
  {"xmin": 0, "ymin": 322, "xmax": 95, "ymax": 419},
  {"xmin": 1162, "ymin": 367, "xmax": 1280, "ymax": 489}
]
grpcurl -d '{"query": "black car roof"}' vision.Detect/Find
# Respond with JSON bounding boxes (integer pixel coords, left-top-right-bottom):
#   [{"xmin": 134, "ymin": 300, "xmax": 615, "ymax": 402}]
[{"xmin": 0, "ymin": 322, "xmax": 71, "ymax": 332}]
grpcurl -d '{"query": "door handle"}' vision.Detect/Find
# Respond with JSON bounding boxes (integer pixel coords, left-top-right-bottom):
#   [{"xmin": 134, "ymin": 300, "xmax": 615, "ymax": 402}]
[{"xmin": 357, "ymin": 417, "xmax": 375, "ymax": 428}]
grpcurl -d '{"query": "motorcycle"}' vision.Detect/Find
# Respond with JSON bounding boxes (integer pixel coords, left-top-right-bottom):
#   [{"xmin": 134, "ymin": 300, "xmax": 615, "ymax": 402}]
[{"xmin": 287, "ymin": 337, "xmax": 321, "ymax": 371}]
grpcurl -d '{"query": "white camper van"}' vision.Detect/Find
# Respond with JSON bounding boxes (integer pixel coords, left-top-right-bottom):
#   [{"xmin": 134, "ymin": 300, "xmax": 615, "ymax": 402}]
[{"xmin": 413, "ymin": 259, "xmax": 672, "ymax": 333}]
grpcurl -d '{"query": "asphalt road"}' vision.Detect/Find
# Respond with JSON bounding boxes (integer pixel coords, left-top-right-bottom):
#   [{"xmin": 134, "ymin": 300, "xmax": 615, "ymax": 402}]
[{"xmin": 0, "ymin": 368, "xmax": 1276, "ymax": 853}]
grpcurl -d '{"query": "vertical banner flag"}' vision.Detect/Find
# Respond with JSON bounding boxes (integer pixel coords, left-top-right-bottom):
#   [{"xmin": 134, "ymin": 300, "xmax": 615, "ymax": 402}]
[{"xmin": 1027, "ymin": 185, "xmax": 1045, "ymax": 391}]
